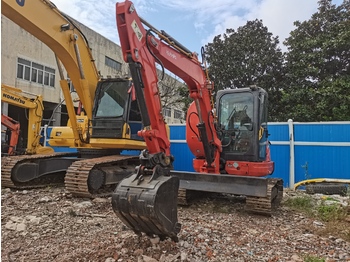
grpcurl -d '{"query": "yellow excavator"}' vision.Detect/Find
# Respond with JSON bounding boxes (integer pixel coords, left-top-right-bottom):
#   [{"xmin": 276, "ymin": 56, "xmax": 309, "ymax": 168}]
[
  {"xmin": 1, "ymin": 84, "xmax": 54, "ymax": 156},
  {"xmin": 1, "ymin": 0, "xmax": 145, "ymax": 195}
]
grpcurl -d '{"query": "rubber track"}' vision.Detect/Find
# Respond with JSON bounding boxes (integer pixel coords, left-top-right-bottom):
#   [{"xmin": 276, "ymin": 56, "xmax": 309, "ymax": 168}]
[
  {"xmin": 178, "ymin": 189, "xmax": 190, "ymax": 206},
  {"xmin": 245, "ymin": 178, "xmax": 284, "ymax": 216},
  {"xmin": 1, "ymin": 153, "xmax": 77, "ymax": 189},
  {"xmin": 65, "ymin": 155, "xmax": 139, "ymax": 198},
  {"xmin": 177, "ymin": 189, "xmax": 205, "ymax": 206},
  {"xmin": 178, "ymin": 178, "xmax": 283, "ymax": 215}
]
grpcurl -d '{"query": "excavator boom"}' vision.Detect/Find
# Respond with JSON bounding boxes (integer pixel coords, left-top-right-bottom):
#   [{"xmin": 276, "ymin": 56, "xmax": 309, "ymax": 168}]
[
  {"xmin": 1, "ymin": 84, "xmax": 53, "ymax": 155},
  {"xmin": 2, "ymin": 0, "xmax": 98, "ymax": 121},
  {"xmin": 113, "ymin": 0, "xmax": 221, "ymax": 240},
  {"xmin": 116, "ymin": 6, "xmax": 220, "ymax": 171},
  {"xmin": 2, "ymin": 0, "xmax": 102, "ymax": 147}
]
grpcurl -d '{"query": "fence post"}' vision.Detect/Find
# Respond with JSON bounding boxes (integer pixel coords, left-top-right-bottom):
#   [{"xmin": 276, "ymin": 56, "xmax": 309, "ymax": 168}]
[{"xmin": 288, "ymin": 119, "xmax": 295, "ymax": 189}]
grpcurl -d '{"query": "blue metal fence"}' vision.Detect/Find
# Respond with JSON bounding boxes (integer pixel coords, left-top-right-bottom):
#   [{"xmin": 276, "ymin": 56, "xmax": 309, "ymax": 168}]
[
  {"xmin": 169, "ymin": 121, "xmax": 350, "ymax": 188},
  {"xmin": 46, "ymin": 121, "xmax": 350, "ymax": 188}
]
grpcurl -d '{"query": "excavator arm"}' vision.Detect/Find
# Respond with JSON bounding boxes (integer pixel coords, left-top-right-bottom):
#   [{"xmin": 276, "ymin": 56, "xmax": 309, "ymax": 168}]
[
  {"xmin": 116, "ymin": 0, "xmax": 221, "ymax": 172},
  {"xmin": 1, "ymin": 114, "xmax": 20, "ymax": 155},
  {"xmin": 1, "ymin": 84, "xmax": 52, "ymax": 154},
  {"xmin": 2, "ymin": 0, "xmax": 100, "ymax": 146},
  {"xmin": 112, "ymin": 0, "xmax": 223, "ymax": 241}
]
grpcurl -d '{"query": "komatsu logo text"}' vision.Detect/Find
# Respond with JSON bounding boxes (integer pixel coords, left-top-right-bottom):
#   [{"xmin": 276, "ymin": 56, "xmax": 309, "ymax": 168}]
[{"xmin": 3, "ymin": 93, "xmax": 25, "ymax": 105}]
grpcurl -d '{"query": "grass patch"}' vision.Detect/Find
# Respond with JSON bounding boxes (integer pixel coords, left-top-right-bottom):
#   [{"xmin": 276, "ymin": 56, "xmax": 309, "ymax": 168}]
[
  {"xmin": 283, "ymin": 195, "xmax": 315, "ymax": 215},
  {"xmin": 283, "ymin": 193, "xmax": 350, "ymax": 241},
  {"xmin": 303, "ymin": 255, "xmax": 325, "ymax": 262},
  {"xmin": 316, "ymin": 203, "xmax": 346, "ymax": 222}
]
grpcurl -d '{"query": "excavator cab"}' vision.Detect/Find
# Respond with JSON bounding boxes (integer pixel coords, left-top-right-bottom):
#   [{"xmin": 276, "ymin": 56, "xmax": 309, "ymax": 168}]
[
  {"xmin": 216, "ymin": 87, "xmax": 273, "ymax": 176},
  {"xmin": 91, "ymin": 78, "xmax": 142, "ymax": 140},
  {"xmin": 50, "ymin": 78, "xmax": 144, "ymax": 150}
]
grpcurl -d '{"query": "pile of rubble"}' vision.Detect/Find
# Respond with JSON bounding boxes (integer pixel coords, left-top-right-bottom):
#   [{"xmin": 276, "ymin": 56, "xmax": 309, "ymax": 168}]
[{"xmin": 1, "ymin": 187, "xmax": 349, "ymax": 261}]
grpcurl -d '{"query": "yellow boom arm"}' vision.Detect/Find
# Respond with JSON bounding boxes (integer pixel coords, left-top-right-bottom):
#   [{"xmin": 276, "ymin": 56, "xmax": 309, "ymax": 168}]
[
  {"xmin": 2, "ymin": 0, "xmax": 100, "ymax": 146},
  {"xmin": 1, "ymin": 84, "xmax": 53, "ymax": 154}
]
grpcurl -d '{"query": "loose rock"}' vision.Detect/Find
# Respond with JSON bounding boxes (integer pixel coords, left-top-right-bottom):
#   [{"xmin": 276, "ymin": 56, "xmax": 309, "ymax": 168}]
[{"xmin": 1, "ymin": 187, "xmax": 349, "ymax": 261}]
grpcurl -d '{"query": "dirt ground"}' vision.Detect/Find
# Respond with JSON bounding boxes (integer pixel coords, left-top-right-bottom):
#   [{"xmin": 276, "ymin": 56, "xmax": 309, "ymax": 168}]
[{"xmin": 1, "ymin": 186, "xmax": 350, "ymax": 262}]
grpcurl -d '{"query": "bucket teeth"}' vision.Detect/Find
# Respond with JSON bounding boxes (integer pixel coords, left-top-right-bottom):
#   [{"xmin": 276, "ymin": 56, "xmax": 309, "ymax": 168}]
[{"xmin": 112, "ymin": 172, "xmax": 181, "ymax": 242}]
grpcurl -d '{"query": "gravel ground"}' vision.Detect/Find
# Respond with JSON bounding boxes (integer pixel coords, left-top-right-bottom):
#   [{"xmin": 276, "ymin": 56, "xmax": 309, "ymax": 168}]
[{"xmin": 1, "ymin": 186, "xmax": 350, "ymax": 262}]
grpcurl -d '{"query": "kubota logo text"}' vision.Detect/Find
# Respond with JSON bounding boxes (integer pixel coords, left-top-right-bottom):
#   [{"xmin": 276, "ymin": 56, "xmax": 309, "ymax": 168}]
[{"xmin": 166, "ymin": 50, "xmax": 177, "ymax": 60}]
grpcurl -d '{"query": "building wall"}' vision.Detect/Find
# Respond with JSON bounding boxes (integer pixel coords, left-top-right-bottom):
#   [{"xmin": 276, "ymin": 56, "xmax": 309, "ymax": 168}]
[
  {"xmin": 1, "ymin": 16, "xmax": 61, "ymax": 104},
  {"xmin": 68, "ymin": 19, "xmax": 130, "ymax": 79}
]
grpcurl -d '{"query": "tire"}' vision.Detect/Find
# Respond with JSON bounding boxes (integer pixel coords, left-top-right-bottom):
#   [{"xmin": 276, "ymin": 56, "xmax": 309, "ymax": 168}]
[{"xmin": 306, "ymin": 183, "xmax": 348, "ymax": 196}]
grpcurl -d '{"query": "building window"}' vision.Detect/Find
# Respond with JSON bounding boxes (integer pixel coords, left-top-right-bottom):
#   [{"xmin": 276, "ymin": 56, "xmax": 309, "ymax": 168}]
[
  {"xmin": 163, "ymin": 107, "xmax": 172, "ymax": 117},
  {"xmin": 44, "ymin": 72, "xmax": 50, "ymax": 85},
  {"xmin": 16, "ymin": 58, "xmax": 55, "ymax": 87},
  {"xmin": 174, "ymin": 109, "xmax": 183, "ymax": 119},
  {"xmin": 17, "ymin": 64, "xmax": 24, "ymax": 79},
  {"xmin": 105, "ymin": 56, "xmax": 121, "ymax": 71},
  {"xmin": 38, "ymin": 70, "xmax": 43, "ymax": 84},
  {"xmin": 24, "ymin": 66, "xmax": 31, "ymax": 81}
]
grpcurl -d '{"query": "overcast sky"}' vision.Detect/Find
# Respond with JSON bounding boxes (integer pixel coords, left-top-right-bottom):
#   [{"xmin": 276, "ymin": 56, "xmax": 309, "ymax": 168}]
[{"xmin": 54, "ymin": 0, "xmax": 343, "ymax": 55}]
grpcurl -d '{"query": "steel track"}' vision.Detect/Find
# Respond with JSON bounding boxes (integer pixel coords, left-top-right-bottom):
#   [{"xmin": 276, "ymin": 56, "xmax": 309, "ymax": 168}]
[
  {"xmin": 177, "ymin": 178, "xmax": 283, "ymax": 215},
  {"xmin": 245, "ymin": 178, "xmax": 284, "ymax": 215},
  {"xmin": 1, "ymin": 153, "xmax": 76, "ymax": 188},
  {"xmin": 65, "ymin": 155, "xmax": 139, "ymax": 198}
]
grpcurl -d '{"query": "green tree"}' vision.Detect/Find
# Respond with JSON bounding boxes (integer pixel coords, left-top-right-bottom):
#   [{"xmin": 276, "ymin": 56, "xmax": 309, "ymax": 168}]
[
  {"xmin": 177, "ymin": 84, "xmax": 192, "ymax": 113},
  {"xmin": 283, "ymin": 0, "xmax": 350, "ymax": 121},
  {"xmin": 205, "ymin": 19, "xmax": 285, "ymax": 121}
]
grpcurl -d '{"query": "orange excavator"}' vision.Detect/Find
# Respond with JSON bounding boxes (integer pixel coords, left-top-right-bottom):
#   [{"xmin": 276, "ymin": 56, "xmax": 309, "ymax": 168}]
[
  {"xmin": 1, "ymin": 114, "xmax": 21, "ymax": 156},
  {"xmin": 112, "ymin": 0, "xmax": 283, "ymax": 241}
]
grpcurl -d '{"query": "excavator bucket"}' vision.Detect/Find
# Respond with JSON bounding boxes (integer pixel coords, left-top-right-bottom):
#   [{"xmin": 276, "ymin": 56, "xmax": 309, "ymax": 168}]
[{"xmin": 112, "ymin": 166, "xmax": 181, "ymax": 242}]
